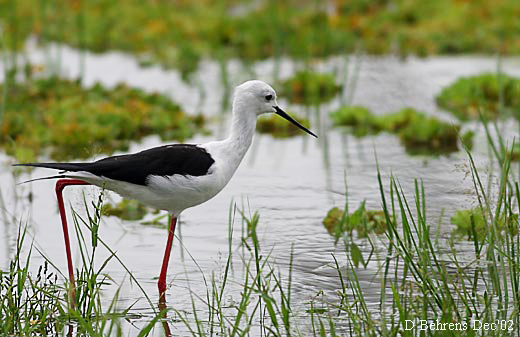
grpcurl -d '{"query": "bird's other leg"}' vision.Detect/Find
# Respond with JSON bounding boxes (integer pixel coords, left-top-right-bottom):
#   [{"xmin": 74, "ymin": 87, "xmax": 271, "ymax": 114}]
[
  {"xmin": 158, "ymin": 215, "xmax": 177, "ymax": 302},
  {"xmin": 55, "ymin": 178, "xmax": 91, "ymax": 309}
]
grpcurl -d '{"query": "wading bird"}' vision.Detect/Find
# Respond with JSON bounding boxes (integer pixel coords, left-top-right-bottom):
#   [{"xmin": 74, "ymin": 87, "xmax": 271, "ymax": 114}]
[{"xmin": 15, "ymin": 80, "xmax": 317, "ymax": 304}]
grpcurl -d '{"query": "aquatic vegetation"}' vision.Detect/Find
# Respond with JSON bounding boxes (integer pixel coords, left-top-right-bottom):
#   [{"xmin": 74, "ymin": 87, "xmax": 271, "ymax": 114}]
[
  {"xmin": 2, "ymin": 0, "xmax": 520, "ymax": 76},
  {"xmin": 451, "ymin": 208, "xmax": 519, "ymax": 242},
  {"xmin": 101, "ymin": 199, "xmax": 152, "ymax": 221},
  {"xmin": 256, "ymin": 113, "xmax": 311, "ymax": 138},
  {"xmin": 0, "ymin": 230, "xmax": 63, "ymax": 335},
  {"xmin": 329, "ymin": 105, "xmax": 380, "ymax": 136},
  {"xmin": 0, "ymin": 77, "xmax": 203, "ymax": 161},
  {"xmin": 461, "ymin": 129, "xmax": 475, "ymax": 150},
  {"xmin": 436, "ymin": 73, "xmax": 520, "ymax": 121},
  {"xmin": 279, "ymin": 71, "xmax": 341, "ymax": 105},
  {"xmin": 506, "ymin": 143, "xmax": 520, "ymax": 161},
  {"xmin": 398, "ymin": 112, "xmax": 460, "ymax": 155},
  {"xmin": 102, "ymin": 199, "xmax": 166, "ymax": 223},
  {"xmin": 331, "ymin": 106, "xmax": 465, "ymax": 155},
  {"xmin": 375, "ymin": 107, "xmax": 420, "ymax": 132},
  {"xmin": 323, "ymin": 201, "xmax": 387, "ymax": 239}
]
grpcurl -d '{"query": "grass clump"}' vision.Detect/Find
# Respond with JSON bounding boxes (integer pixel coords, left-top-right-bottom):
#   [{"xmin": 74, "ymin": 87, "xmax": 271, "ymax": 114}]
[
  {"xmin": 176, "ymin": 203, "xmax": 299, "ymax": 336},
  {"xmin": 323, "ymin": 201, "xmax": 387, "ymax": 240},
  {"xmin": 398, "ymin": 112, "xmax": 460, "ymax": 155},
  {"xmin": 0, "ymin": 229, "xmax": 63, "ymax": 335},
  {"xmin": 279, "ymin": 71, "xmax": 342, "ymax": 105},
  {"xmin": 1, "ymin": 76, "xmax": 203, "ymax": 162},
  {"xmin": 256, "ymin": 113, "xmax": 311, "ymax": 138},
  {"xmin": 451, "ymin": 208, "xmax": 519, "ymax": 242},
  {"xmin": 331, "ymin": 106, "xmax": 464, "ymax": 155},
  {"xmin": 436, "ymin": 73, "xmax": 520, "ymax": 121},
  {"xmin": 1, "ymin": 191, "xmax": 164, "ymax": 336}
]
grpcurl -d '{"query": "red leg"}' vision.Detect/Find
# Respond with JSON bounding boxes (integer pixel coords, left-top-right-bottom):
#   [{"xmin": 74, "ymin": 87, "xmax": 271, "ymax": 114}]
[
  {"xmin": 158, "ymin": 215, "xmax": 177, "ymax": 302},
  {"xmin": 158, "ymin": 300, "xmax": 172, "ymax": 336},
  {"xmin": 55, "ymin": 179, "xmax": 91, "ymax": 308}
]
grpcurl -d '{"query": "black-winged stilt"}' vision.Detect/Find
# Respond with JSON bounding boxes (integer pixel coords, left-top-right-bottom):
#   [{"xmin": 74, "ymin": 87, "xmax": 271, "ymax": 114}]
[{"xmin": 15, "ymin": 80, "xmax": 317, "ymax": 304}]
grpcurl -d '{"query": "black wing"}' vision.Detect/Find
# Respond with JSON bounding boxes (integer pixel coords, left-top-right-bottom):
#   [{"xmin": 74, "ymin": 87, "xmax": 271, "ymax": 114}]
[{"xmin": 15, "ymin": 144, "xmax": 215, "ymax": 186}]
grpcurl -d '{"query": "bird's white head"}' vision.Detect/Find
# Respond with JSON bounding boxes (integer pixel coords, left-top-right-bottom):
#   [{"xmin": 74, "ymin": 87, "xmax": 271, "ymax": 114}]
[
  {"xmin": 234, "ymin": 80, "xmax": 278, "ymax": 116},
  {"xmin": 233, "ymin": 80, "xmax": 317, "ymax": 137}
]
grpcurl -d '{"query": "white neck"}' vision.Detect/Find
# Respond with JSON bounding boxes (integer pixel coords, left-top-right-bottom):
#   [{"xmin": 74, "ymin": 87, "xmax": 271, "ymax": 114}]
[
  {"xmin": 198, "ymin": 93, "xmax": 260, "ymax": 192},
  {"xmin": 222, "ymin": 95, "xmax": 257, "ymax": 160}
]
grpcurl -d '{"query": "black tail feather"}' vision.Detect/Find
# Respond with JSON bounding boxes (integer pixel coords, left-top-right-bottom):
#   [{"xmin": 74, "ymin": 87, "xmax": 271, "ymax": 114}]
[
  {"xmin": 13, "ymin": 162, "xmax": 87, "ymax": 172},
  {"xmin": 16, "ymin": 175, "xmax": 69, "ymax": 185},
  {"xmin": 13, "ymin": 163, "xmax": 87, "ymax": 185}
]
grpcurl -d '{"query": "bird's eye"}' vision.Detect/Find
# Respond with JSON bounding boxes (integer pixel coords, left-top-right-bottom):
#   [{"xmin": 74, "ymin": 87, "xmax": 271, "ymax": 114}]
[{"xmin": 265, "ymin": 94, "xmax": 273, "ymax": 101}]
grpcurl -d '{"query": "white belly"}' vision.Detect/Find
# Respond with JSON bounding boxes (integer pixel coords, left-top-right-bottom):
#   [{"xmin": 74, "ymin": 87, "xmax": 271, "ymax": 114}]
[{"xmin": 72, "ymin": 168, "xmax": 227, "ymax": 216}]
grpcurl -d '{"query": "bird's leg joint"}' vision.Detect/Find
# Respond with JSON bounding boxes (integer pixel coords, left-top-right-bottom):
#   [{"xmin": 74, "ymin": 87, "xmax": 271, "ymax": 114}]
[{"xmin": 55, "ymin": 179, "xmax": 90, "ymax": 193}]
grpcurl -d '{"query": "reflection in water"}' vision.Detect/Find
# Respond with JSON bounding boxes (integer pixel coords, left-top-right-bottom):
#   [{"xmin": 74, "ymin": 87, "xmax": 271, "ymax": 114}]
[
  {"xmin": 216, "ymin": 58, "xmax": 232, "ymax": 139},
  {"xmin": 315, "ymin": 103, "xmax": 334, "ymax": 197},
  {"xmin": 0, "ymin": 188, "xmax": 12, "ymax": 260},
  {"xmin": 67, "ymin": 323, "xmax": 73, "ymax": 337},
  {"xmin": 0, "ymin": 175, "xmax": 35, "ymax": 263},
  {"xmin": 345, "ymin": 51, "xmax": 362, "ymax": 105},
  {"xmin": 340, "ymin": 133, "xmax": 349, "ymax": 171},
  {"xmin": 177, "ymin": 217, "xmax": 185, "ymax": 263},
  {"xmin": 194, "ymin": 78, "xmax": 207, "ymax": 118}
]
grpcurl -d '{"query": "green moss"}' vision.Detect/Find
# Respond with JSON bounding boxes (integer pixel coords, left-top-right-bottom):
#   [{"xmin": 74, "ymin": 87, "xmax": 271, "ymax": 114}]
[
  {"xmin": 398, "ymin": 112, "xmax": 460, "ymax": 155},
  {"xmin": 279, "ymin": 71, "xmax": 342, "ymax": 105},
  {"xmin": 331, "ymin": 106, "xmax": 465, "ymax": 155},
  {"xmin": 101, "ymin": 199, "xmax": 154, "ymax": 221},
  {"xmin": 0, "ymin": 77, "xmax": 203, "ymax": 161},
  {"xmin": 451, "ymin": 208, "xmax": 518, "ymax": 243},
  {"xmin": 323, "ymin": 202, "xmax": 387, "ymax": 240},
  {"xmin": 102, "ymin": 203, "xmax": 168, "ymax": 226},
  {"xmin": 330, "ymin": 106, "xmax": 380, "ymax": 137},
  {"xmin": 436, "ymin": 73, "xmax": 520, "ymax": 121},
  {"xmin": 375, "ymin": 108, "xmax": 419, "ymax": 132},
  {"xmin": 256, "ymin": 113, "xmax": 311, "ymax": 138}
]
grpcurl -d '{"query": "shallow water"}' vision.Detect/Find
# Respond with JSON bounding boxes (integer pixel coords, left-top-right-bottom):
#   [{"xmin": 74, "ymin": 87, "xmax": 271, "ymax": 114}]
[{"xmin": 1, "ymin": 42, "xmax": 519, "ymax": 335}]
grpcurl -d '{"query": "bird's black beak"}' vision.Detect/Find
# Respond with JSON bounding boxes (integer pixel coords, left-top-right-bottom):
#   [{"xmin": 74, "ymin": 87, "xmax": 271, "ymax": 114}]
[{"xmin": 273, "ymin": 106, "xmax": 318, "ymax": 138}]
